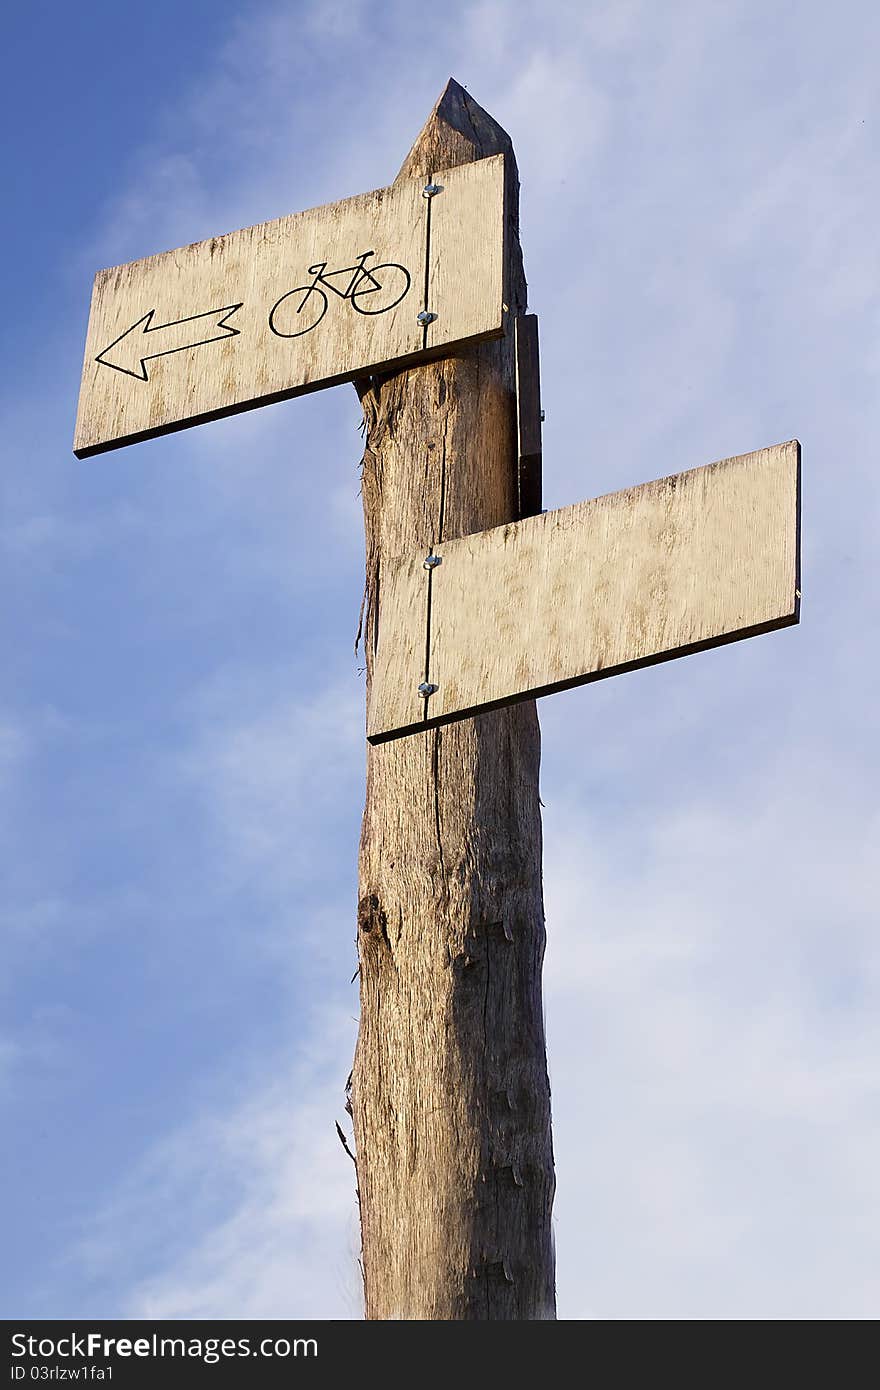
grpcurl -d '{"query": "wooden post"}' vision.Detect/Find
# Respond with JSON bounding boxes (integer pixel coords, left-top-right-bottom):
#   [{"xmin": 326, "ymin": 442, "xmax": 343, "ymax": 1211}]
[{"xmin": 351, "ymin": 80, "xmax": 556, "ymax": 1320}]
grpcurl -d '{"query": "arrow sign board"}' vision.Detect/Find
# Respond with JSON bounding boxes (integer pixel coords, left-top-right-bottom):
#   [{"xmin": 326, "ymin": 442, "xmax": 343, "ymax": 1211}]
[
  {"xmin": 367, "ymin": 442, "xmax": 801, "ymax": 743},
  {"xmin": 73, "ymin": 155, "xmax": 505, "ymax": 458}
]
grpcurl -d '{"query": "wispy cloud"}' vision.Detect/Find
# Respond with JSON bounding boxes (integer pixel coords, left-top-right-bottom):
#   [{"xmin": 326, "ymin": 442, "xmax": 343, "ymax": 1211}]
[
  {"xmin": 544, "ymin": 735, "xmax": 880, "ymax": 1318},
  {"xmin": 70, "ymin": 1010, "xmax": 361, "ymax": 1319}
]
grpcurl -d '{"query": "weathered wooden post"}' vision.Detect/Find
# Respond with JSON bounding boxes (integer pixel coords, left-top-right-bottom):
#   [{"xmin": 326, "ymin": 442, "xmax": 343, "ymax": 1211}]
[
  {"xmin": 351, "ymin": 80, "xmax": 557, "ymax": 1321},
  {"xmin": 73, "ymin": 73, "xmax": 800, "ymax": 1324}
]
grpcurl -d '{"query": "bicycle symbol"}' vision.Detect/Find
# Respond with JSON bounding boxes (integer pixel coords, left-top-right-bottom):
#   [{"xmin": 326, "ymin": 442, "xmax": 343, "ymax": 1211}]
[{"xmin": 268, "ymin": 250, "xmax": 412, "ymax": 339}]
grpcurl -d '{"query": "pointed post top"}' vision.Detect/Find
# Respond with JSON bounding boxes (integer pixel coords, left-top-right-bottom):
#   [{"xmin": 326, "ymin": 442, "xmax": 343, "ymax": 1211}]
[{"xmin": 396, "ymin": 78, "xmax": 518, "ymax": 183}]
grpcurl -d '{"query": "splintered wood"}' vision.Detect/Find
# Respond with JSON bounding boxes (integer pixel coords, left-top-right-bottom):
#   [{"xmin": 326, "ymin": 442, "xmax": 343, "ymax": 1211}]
[
  {"xmin": 368, "ymin": 441, "xmax": 801, "ymax": 742},
  {"xmin": 73, "ymin": 155, "xmax": 505, "ymax": 457}
]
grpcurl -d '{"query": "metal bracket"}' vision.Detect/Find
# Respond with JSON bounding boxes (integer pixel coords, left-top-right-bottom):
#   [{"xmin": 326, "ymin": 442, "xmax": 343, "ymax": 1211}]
[{"xmin": 515, "ymin": 315, "xmax": 543, "ymax": 518}]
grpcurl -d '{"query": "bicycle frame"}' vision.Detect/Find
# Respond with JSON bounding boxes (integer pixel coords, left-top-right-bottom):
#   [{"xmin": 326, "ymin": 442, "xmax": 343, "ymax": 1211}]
[
  {"xmin": 307, "ymin": 252, "xmax": 382, "ymax": 299},
  {"xmin": 268, "ymin": 250, "xmax": 410, "ymax": 339}
]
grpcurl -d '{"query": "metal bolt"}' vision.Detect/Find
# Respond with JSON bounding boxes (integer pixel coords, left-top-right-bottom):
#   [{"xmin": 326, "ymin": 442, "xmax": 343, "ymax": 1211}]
[
  {"xmin": 422, "ymin": 182, "xmax": 443, "ymax": 198},
  {"xmin": 423, "ymin": 554, "xmax": 442, "ymax": 569},
  {"xmin": 540, "ymin": 409, "xmax": 546, "ymax": 422},
  {"xmin": 418, "ymin": 682, "xmax": 438, "ymax": 697},
  {"xmin": 417, "ymin": 310, "xmax": 437, "ymax": 326}
]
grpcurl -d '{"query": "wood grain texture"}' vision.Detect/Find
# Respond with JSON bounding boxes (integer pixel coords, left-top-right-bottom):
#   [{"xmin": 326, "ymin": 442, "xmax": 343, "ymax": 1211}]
[
  {"xmin": 351, "ymin": 79, "xmax": 555, "ymax": 1320},
  {"xmin": 424, "ymin": 156, "xmax": 506, "ymax": 349},
  {"xmin": 369, "ymin": 441, "xmax": 800, "ymax": 742},
  {"xmin": 73, "ymin": 155, "xmax": 505, "ymax": 457}
]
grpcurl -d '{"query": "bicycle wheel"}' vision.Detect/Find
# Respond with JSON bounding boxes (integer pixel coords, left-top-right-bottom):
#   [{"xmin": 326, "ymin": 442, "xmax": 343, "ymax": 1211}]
[
  {"xmin": 269, "ymin": 285, "xmax": 328, "ymax": 338},
  {"xmin": 350, "ymin": 262, "xmax": 411, "ymax": 316}
]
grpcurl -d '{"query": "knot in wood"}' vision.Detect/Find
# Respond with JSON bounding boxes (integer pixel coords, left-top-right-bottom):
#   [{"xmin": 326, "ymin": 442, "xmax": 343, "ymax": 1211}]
[{"xmin": 357, "ymin": 893, "xmax": 388, "ymax": 941}]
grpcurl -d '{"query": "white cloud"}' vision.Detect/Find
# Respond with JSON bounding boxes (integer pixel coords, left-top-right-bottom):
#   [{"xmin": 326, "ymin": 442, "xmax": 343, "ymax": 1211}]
[
  {"xmin": 544, "ymin": 736, "xmax": 880, "ymax": 1318},
  {"xmin": 179, "ymin": 674, "xmax": 363, "ymax": 895},
  {"xmin": 73, "ymin": 1011, "xmax": 361, "ymax": 1319}
]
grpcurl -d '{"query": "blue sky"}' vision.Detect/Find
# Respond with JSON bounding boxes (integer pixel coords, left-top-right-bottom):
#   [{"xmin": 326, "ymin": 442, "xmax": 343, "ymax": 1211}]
[{"xmin": 2, "ymin": 0, "xmax": 878, "ymax": 1319}]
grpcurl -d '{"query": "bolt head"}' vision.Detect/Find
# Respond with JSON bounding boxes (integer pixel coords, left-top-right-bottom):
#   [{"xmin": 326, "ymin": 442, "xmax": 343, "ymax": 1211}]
[{"xmin": 418, "ymin": 682, "xmax": 438, "ymax": 697}]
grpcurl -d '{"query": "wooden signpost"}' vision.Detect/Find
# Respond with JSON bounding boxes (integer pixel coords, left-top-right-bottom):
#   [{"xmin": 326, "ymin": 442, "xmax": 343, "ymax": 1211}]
[
  {"xmin": 73, "ymin": 153, "xmax": 505, "ymax": 457},
  {"xmin": 73, "ymin": 79, "xmax": 801, "ymax": 1320}
]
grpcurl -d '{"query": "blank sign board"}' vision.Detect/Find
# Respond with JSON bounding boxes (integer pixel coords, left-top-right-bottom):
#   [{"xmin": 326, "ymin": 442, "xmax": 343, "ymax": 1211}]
[
  {"xmin": 73, "ymin": 155, "xmax": 505, "ymax": 458},
  {"xmin": 368, "ymin": 441, "xmax": 801, "ymax": 743}
]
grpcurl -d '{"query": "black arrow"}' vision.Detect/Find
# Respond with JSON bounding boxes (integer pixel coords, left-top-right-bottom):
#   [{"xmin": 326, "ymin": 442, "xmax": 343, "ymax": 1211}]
[{"xmin": 95, "ymin": 304, "xmax": 244, "ymax": 381}]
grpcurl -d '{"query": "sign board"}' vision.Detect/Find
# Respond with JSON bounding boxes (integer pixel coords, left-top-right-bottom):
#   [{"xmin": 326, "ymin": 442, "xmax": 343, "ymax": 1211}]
[
  {"xmin": 73, "ymin": 155, "xmax": 505, "ymax": 458},
  {"xmin": 367, "ymin": 441, "xmax": 801, "ymax": 743}
]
